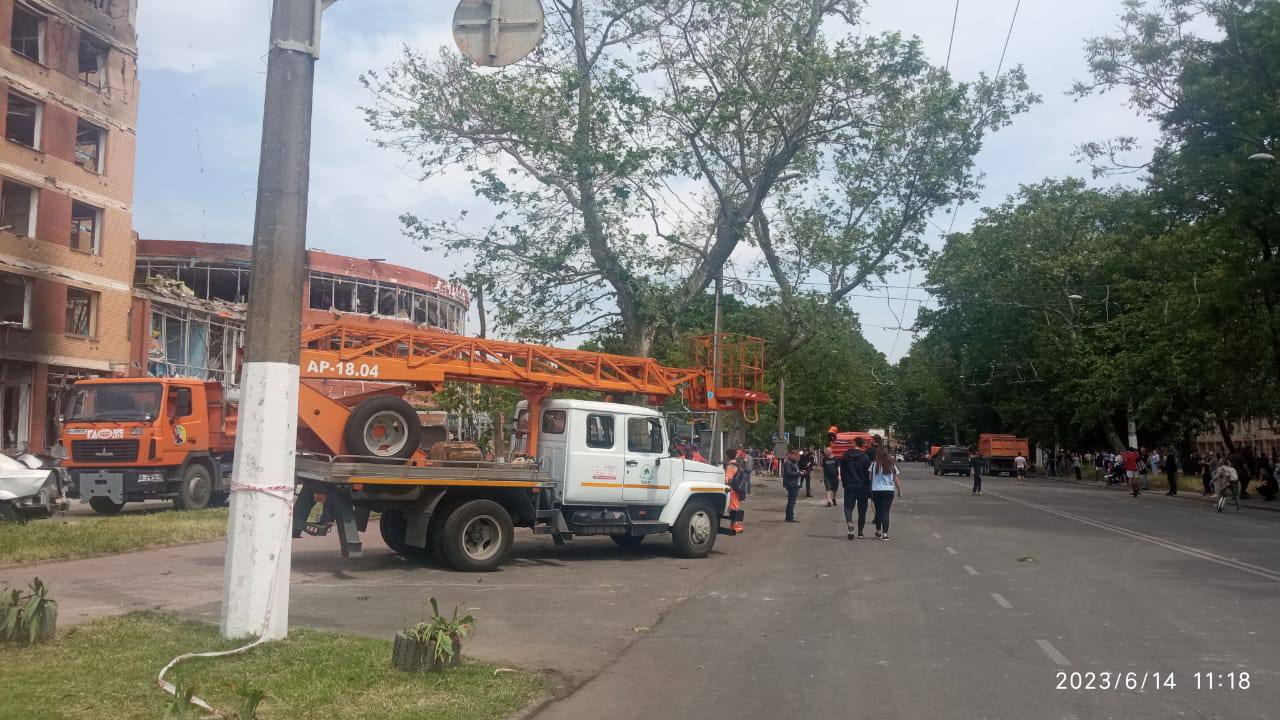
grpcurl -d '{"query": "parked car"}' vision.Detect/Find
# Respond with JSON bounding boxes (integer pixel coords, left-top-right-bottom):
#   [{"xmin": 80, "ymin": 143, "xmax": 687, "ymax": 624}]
[
  {"xmin": 933, "ymin": 446, "xmax": 972, "ymax": 476},
  {"xmin": 0, "ymin": 453, "xmax": 67, "ymax": 523}
]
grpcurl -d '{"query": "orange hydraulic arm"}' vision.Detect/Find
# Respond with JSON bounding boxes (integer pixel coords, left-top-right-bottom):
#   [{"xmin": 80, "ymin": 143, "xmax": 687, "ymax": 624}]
[{"xmin": 296, "ymin": 322, "xmax": 769, "ymax": 456}]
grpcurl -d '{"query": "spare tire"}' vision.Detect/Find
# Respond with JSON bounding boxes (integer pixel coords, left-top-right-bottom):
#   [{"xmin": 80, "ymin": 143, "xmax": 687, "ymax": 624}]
[{"xmin": 342, "ymin": 395, "xmax": 421, "ymax": 461}]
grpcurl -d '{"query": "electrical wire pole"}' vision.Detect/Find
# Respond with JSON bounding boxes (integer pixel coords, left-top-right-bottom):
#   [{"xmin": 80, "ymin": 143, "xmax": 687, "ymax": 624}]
[
  {"xmin": 222, "ymin": 0, "xmax": 334, "ymax": 641},
  {"xmin": 709, "ymin": 270, "xmax": 723, "ymax": 465}
]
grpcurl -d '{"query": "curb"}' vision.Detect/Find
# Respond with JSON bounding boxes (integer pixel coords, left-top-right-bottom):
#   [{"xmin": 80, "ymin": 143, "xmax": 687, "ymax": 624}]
[{"xmin": 1046, "ymin": 475, "xmax": 1280, "ymax": 513}]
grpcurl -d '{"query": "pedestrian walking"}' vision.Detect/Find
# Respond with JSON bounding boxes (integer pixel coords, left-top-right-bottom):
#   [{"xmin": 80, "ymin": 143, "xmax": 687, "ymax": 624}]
[
  {"xmin": 724, "ymin": 450, "xmax": 747, "ymax": 534},
  {"xmin": 1139, "ymin": 447, "xmax": 1152, "ymax": 491},
  {"xmin": 821, "ymin": 445, "xmax": 840, "ymax": 508},
  {"xmin": 781, "ymin": 449, "xmax": 802, "ymax": 522},
  {"xmin": 841, "ymin": 437, "xmax": 872, "ymax": 539},
  {"xmin": 1202, "ymin": 453, "xmax": 1215, "ymax": 496},
  {"xmin": 1164, "ymin": 447, "xmax": 1179, "ymax": 495},
  {"xmin": 1212, "ymin": 460, "xmax": 1240, "ymax": 512},
  {"xmin": 1014, "ymin": 452, "xmax": 1028, "ymax": 484},
  {"xmin": 870, "ymin": 448, "xmax": 902, "ymax": 540},
  {"xmin": 1073, "ymin": 452, "xmax": 1082, "ymax": 481},
  {"xmin": 970, "ymin": 449, "xmax": 984, "ymax": 495},
  {"xmin": 799, "ymin": 448, "xmax": 816, "ymax": 498},
  {"xmin": 1123, "ymin": 446, "xmax": 1141, "ymax": 497},
  {"xmin": 1093, "ymin": 451, "xmax": 1105, "ymax": 483}
]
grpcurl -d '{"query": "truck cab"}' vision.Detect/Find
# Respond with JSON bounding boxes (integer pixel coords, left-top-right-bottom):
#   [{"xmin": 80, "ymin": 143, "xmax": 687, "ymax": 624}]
[
  {"xmin": 532, "ymin": 399, "xmax": 728, "ymax": 532},
  {"xmin": 61, "ymin": 377, "xmax": 236, "ymax": 514}
]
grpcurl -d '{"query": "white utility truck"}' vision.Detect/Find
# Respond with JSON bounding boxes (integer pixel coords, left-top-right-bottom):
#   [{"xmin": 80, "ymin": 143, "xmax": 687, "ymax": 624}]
[{"xmin": 295, "ymin": 399, "xmax": 733, "ymax": 572}]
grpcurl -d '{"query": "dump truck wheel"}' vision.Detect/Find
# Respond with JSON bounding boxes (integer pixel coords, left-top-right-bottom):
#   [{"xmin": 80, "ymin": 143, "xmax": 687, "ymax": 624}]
[
  {"xmin": 343, "ymin": 396, "xmax": 421, "ymax": 461},
  {"xmin": 439, "ymin": 500, "xmax": 513, "ymax": 572},
  {"xmin": 89, "ymin": 496, "xmax": 124, "ymax": 515},
  {"xmin": 672, "ymin": 500, "xmax": 718, "ymax": 558},
  {"xmin": 379, "ymin": 509, "xmax": 431, "ymax": 561},
  {"xmin": 174, "ymin": 464, "xmax": 212, "ymax": 511}
]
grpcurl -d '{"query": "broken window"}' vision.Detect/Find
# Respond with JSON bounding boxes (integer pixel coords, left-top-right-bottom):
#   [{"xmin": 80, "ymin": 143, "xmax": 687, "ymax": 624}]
[
  {"xmin": 78, "ymin": 34, "xmax": 107, "ymax": 89},
  {"xmin": 75, "ymin": 119, "xmax": 105, "ymax": 172},
  {"xmin": 413, "ymin": 294, "xmax": 427, "ymax": 324},
  {"xmin": 331, "ymin": 278, "xmax": 355, "ymax": 312},
  {"xmin": 0, "ymin": 272, "xmax": 30, "ymax": 328},
  {"xmin": 309, "ymin": 275, "xmax": 334, "ymax": 311},
  {"xmin": 70, "ymin": 201, "xmax": 101, "ymax": 254},
  {"xmin": 6, "ymin": 92, "xmax": 40, "ymax": 148},
  {"xmin": 10, "ymin": 5, "xmax": 43, "ymax": 63},
  {"xmin": 1, "ymin": 181, "xmax": 36, "ymax": 237},
  {"xmin": 377, "ymin": 285, "xmax": 397, "ymax": 316},
  {"xmin": 65, "ymin": 288, "xmax": 96, "ymax": 337},
  {"xmin": 355, "ymin": 282, "xmax": 375, "ymax": 314},
  {"xmin": 426, "ymin": 296, "xmax": 440, "ymax": 328}
]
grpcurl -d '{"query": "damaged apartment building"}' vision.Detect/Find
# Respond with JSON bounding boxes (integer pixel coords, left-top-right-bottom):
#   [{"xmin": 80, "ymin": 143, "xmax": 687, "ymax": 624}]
[
  {"xmin": 0, "ymin": 0, "xmax": 139, "ymax": 453},
  {"xmin": 131, "ymin": 240, "xmax": 470, "ymax": 389}
]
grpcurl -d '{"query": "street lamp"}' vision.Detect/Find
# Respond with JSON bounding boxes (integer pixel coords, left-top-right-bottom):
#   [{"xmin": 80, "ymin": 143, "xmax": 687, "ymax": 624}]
[{"xmin": 1248, "ymin": 152, "xmax": 1276, "ymax": 163}]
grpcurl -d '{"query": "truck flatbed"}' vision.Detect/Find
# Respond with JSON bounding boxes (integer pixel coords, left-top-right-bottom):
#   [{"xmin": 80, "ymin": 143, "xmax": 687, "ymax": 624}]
[{"xmin": 294, "ymin": 454, "xmax": 555, "ymax": 489}]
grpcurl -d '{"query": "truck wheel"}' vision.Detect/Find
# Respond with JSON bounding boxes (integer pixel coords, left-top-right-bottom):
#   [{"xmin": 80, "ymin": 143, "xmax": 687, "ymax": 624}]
[
  {"xmin": 439, "ymin": 500, "xmax": 513, "ymax": 572},
  {"xmin": 343, "ymin": 396, "xmax": 421, "ymax": 461},
  {"xmin": 174, "ymin": 464, "xmax": 213, "ymax": 511},
  {"xmin": 671, "ymin": 500, "xmax": 718, "ymax": 558},
  {"xmin": 611, "ymin": 534, "xmax": 645, "ymax": 547},
  {"xmin": 208, "ymin": 491, "xmax": 230, "ymax": 508},
  {"xmin": 89, "ymin": 496, "xmax": 124, "ymax": 515},
  {"xmin": 0, "ymin": 502, "xmax": 20, "ymax": 523},
  {"xmin": 379, "ymin": 509, "xmax": 431, "ymax": 561},
  {"xmin": 933, "ymin": 466, "xmax": 940, "ymax": 475}
]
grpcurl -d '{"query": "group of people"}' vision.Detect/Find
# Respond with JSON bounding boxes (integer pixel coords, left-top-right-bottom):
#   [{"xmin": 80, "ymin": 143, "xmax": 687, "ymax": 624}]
[{"xmin": 725, "ymin": 436, "xmax": 903, "ymax": 540}]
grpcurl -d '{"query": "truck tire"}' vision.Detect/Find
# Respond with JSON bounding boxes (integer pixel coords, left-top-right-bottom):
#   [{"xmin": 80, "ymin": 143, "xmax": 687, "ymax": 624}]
[
  {"xmin": 439, "ymin": 499, "xmax": 513, "ymax": 572},
  {"xmin": 208, "ymin": 491, "xmax": 230, "ymax": 508},
  {"xmin": 671, "ymin": 500, "xmax": 718, "ymax": 558},
  {"xmin": 343, "ymin": 396, "xmax": 421, "ymax": 461},
  {"xmin": 379, "ymin": 509, "xmax": 432, "ymax": 561},
  {"xmin": 89, "ymin": 496, "xmax": 124, "ymax": 515},
  {"xmin": 174, "ymin": 464, "xmax": 213, "ymax": 511},
  {"xmin": 611, "ymin": 534, "xmax": 645, "ymax": 547},
  {"xmin": 0, "ymin": 501, "xmax": 20, "ymax": 523}
]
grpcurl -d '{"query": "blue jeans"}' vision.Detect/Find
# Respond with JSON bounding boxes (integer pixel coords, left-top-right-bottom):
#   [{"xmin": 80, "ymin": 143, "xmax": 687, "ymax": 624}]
[{"xmin": 785, "ymin": 485, "xmax": 799, "ymax": 520}]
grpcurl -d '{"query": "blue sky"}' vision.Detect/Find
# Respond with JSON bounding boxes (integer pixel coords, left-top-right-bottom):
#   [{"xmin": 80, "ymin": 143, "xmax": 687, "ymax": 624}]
[{"xmin": 132, "ymin": 1, "xmax": 1156, "ymax": 361}]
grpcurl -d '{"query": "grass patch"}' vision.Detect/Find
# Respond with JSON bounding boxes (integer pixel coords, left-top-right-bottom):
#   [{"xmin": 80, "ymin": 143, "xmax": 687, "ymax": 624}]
[
  {"xmin": 0, "ymin": 612, "xmax": 547, "ymax": 720},
  {"xmin": 0, "ymin": 509, "xmax": 229, "ymax": 565}
]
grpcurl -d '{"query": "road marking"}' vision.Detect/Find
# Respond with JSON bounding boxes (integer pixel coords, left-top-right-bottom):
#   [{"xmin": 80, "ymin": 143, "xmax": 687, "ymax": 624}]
[
  {"xmin": 1036, "ymin": 639, "xmax": 1071, "ymax": 666},
  {"xmin": 990, "ymin": 593, "xmax": 1013, "ymax": 609},
  {"xmin": 939, "ymin": 479, "xmax": 1280, "ymax": 583},
  {"xmin": 932, "ymin": 532, "xmax": 942, "ymax": 539},
  {"xmin": 963, "ymin": 565, "xmax": 978, "ymax": 575},
  {"xmin": 945, "ymin": 546, "xmax": 958, "ymax": 555}
]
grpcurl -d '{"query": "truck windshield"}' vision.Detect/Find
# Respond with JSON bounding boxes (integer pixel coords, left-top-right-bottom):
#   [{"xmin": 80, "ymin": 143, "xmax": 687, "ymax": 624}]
[{"xmin": 67, "ymin": 383, "xmax": 163, "ymax": 422}]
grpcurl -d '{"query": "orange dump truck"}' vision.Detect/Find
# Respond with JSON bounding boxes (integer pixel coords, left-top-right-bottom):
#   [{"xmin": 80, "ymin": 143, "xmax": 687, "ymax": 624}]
[
  {"xmin": 63, "ymin": 378, "xmax": 238, "ymax": 514},
  {"xmin": 979, "ymin": 434, "xmax": 1029, "ymax": 476}
]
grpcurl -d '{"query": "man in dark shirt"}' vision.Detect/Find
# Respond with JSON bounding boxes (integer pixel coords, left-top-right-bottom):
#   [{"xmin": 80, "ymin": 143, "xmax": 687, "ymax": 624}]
[
  {"xmin": 840, "ymin": 437, "xmax": 873, "ymax": 539},
  {"xmin": 970, "ymin": 449, "xmax": 984, "ymax": 495},
  {"xmin": 781, "ymin": 449, "xmax": 803, "ymax": 522}
]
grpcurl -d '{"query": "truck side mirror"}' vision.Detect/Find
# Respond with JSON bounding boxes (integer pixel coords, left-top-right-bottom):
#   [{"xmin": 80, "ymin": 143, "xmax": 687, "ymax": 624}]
[{"xmin": 655, "ymin": 457, "xmax": 661, "ymax": 467}]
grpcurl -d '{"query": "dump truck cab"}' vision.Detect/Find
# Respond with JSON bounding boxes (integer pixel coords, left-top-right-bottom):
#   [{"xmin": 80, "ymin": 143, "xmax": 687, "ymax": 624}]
[{"xmin": 61, "ymin": 377, "xmax": 236, "ymax": 514}]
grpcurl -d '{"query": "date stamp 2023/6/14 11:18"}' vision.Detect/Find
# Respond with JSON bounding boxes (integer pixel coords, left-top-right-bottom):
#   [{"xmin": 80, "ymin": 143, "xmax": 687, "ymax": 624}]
[{"xmin": 1055, "ymin": 671, "xmax": 1251, "ymax": 691}]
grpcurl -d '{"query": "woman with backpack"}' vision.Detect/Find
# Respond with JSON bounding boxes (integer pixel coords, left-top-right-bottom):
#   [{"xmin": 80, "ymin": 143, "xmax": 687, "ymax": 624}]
[{"xmin": 870, "ymin": 448, "xmax": 903, "ymax": 540}]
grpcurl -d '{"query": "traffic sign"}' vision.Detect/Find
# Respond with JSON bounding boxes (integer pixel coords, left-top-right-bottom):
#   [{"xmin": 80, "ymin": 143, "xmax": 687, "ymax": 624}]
[
  {"xmin": 453, "ymin": 0, "xmax": 545, "ymax": 67},
  {"xmin": 795, "ymin": 426, "xmax": 806, "ymax": 438}
]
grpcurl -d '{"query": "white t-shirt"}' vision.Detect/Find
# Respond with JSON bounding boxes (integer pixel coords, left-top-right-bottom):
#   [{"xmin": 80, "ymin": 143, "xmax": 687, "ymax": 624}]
[{"xmin": 1014, "ymin": 455, "xmax": 1027, "ymax": 469}]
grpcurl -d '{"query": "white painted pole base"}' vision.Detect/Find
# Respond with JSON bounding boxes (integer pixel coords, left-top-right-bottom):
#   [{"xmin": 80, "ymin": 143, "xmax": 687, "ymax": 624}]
[{"xmin": 221, "ymin": 361, "xmax": 300, "ymax": 640}]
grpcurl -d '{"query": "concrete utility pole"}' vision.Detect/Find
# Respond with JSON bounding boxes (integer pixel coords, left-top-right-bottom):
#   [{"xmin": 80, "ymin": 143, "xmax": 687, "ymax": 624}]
[
  {"xmin": 222, "ymin": 0, "xmax": 333, "ymax": 641},
  {"xmin": 709, "ymin": 271, "xmax": 723, "ymax": 465}
]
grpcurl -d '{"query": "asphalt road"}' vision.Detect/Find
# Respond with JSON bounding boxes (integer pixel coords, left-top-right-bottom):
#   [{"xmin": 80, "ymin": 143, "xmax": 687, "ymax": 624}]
[
  {"xmin": 536, "ymin": 465, "xmax": 1280, "ymax": 720},
  {"xmin": 6, "ymin": 465, "xmax": 1278, "ymax": 718}
]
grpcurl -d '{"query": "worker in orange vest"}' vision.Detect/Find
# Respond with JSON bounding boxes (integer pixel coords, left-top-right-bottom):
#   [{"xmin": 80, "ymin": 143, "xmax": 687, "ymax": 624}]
[{"xmin": 724, "ymin": 449, "xmax": 747, "ymax": 534}]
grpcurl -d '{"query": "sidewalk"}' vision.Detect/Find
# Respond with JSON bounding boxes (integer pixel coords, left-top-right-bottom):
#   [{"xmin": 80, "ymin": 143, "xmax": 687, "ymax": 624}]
[{"xmin": 1044, "ymin": 472, "xmax": 1280, "ymax": 512}]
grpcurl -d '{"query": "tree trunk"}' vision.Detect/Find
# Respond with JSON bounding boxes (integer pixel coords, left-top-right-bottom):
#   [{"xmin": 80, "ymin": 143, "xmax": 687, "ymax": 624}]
[
  {"xmin": 1214, "ymin": 412, "xmax": 1236, "ymax": 453},
  {"xmin": 951, "ymin": 421, "xmax": 959, "ymax": 446},
  {"xmin": 1101, "ymin": 410, "xmax": 1126, "ymax": 453}
]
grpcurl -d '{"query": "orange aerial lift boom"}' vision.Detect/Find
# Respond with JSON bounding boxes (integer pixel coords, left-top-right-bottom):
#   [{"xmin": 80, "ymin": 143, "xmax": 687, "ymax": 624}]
[{"xmin": 295, "ymin": 321, "xmax": 769, "ymax": 461}]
